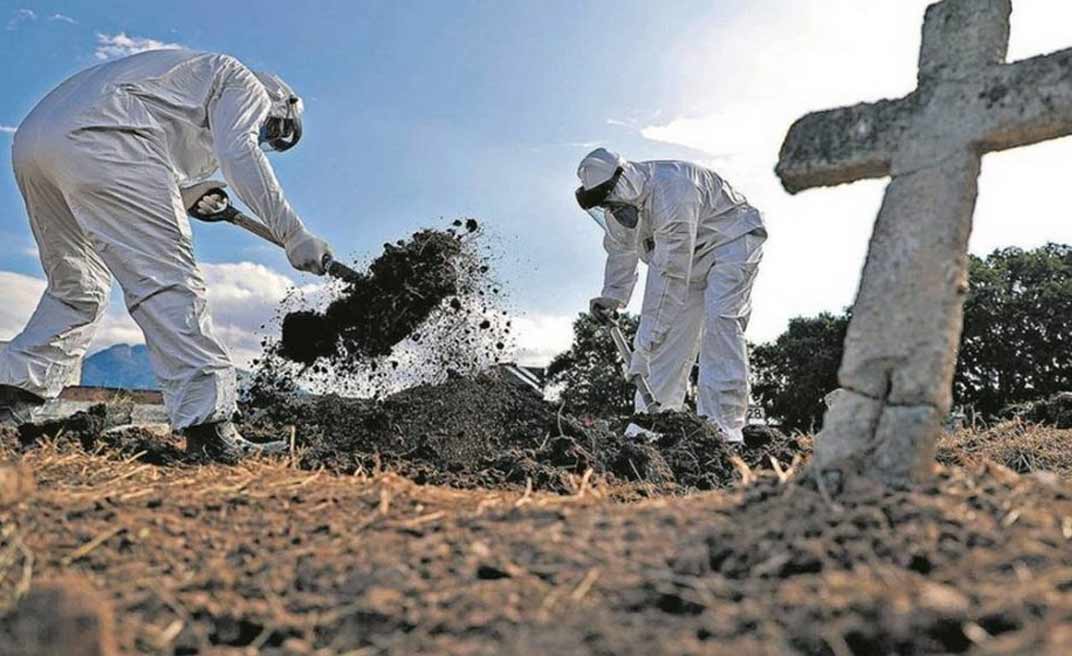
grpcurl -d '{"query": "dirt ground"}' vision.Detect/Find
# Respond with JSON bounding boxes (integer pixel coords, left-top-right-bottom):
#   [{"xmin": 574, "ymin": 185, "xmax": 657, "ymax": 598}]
[{"xmin": 3, "ymin": 421, "xmax": 1072, "ymax": 655}]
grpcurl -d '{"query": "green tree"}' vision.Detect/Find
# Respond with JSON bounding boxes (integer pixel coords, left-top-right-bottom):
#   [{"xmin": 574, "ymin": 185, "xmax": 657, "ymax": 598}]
[
  {"xmin": 750, "ymin": 311, "xmax": 850, "ymax": 433},
  {"xmin": 955, "ymin": 244, "xmax": 1072, "ymax": 416},
  {"xmin": 547, "ymin": 312, "xmax": 639, "ymax": 419},
  {"xmin": 750, "ymin": 243, "xmax": 1072, "ymax": 430}
]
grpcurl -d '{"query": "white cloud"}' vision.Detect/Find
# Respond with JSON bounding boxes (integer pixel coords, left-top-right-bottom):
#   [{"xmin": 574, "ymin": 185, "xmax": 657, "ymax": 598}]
[
  {"xmin": 0, "ymin": 262, "xmax": 576, "ymax": 376},
  {"xmin": 0, "ymin": 262, "xmax": 318, "ymax": 370},
  {"xmin": 634, "ymin": 0, "xmax": 1072, "ymax": 345},
  {"xmin": 0, "ymin": 271, "xmax": 45, "ymax": 340},
  {"xmin": 199, "ymin": 261, "xmax": 323, "ymax": 367},
  {"xmin": 508, "ymin": 312, "xmax": 576, "ymax": 367},
  {"xmin": 89, "ymin": 310, "xmax": 142, "ymax": 351},
  {"xmin": 94, "ymin": 32, "xmax": 184, "ymax": 61},
  {"xmin": 0, "ymin": 125, "xmax": 16, "ymax": 135},
  {"xmin": 5, "ymin": 8, "xmax": 36, "ymax": 31},
  {"xmin": 49, "ymin": 13, "xmax": 76, "ymax": 24}
]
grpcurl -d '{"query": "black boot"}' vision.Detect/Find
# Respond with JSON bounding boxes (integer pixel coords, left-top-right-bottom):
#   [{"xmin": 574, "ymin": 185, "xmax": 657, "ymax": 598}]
[
  {"xmin": 183, "ymin": 421, "xmax": 288, "ymax": 462},
  {"xmin": 0, "ymin": 385, "xmax": 45, "ymax": 427}
]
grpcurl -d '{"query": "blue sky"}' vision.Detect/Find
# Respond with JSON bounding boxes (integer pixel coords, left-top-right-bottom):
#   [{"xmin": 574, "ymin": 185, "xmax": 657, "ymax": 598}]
[
  {"xmin": 0, "ymin": 1, "xmax": 715, "ymax": 300},
  {"xmin": 2, "ymin": 1, "xmax": 1071, "ymax": 366}
]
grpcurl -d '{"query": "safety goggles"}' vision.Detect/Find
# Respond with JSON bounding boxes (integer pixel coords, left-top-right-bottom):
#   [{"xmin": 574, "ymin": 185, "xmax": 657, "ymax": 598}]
[
  {"xmin": 259, "ymin": 96, "xmax": 303, "ymax": 152},
  {"xmin": 575, "ymin": 167, "xmax": 624, "ymax": 211}
]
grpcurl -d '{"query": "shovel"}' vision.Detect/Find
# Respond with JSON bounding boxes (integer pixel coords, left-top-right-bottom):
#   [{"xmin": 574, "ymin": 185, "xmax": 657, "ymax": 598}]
[
  {"xmin": 607, "ymin": 317, "xmax": 661, "ymax": 413},
  {"xmin": 182, "ymin": 181, "xmax": 360, "ymax": 283}
]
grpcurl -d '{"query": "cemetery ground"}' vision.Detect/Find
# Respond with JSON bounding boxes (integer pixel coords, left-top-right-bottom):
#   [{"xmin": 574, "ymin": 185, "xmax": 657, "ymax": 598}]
[{"xmin": 2, "ymin": 409, "xmax": 1071, "ymax": 655}]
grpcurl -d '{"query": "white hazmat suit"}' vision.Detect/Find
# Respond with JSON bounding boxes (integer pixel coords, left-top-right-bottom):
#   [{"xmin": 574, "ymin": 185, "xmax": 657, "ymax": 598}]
[
  {"xmin": 578, "ymin": 149, "xmax": 766, "ymax": 443},
  {"xmin": 1, "ymin": 50, "xmax": 328, "ymax": 429}
]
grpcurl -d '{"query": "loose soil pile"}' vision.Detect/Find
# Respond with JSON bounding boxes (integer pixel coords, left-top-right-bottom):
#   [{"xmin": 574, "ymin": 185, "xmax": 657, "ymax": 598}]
[
  {"xmin": 3, "ymin": 441, "xmax": 1071, "ymax": 654},
  {"xmin": 241, "ymin": 370, "xmax": 807, "ymax": 495},
  {"xmin": 5, "ymin": 372, "xmax": 804, "ymax": 497}
]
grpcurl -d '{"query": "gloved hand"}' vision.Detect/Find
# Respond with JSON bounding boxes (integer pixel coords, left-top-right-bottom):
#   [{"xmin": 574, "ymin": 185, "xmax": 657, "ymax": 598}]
[
  {"xmin": 195, "ymin": 192, "xmax": 228, "ymax": 217},
  {"xmin": 285, "ymin": 229, "xmax": 332, "ymax": 275},
  {"xmin": 180, "ymin": 180, "xmax": 228, "ymax": 214},
  {"xmin": 589, "ymin": 296, "xmax": 622, "ymax": 325}
]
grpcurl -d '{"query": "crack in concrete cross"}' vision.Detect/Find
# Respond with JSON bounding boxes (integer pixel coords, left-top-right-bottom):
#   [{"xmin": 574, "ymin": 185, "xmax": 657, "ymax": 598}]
[{"xmin": 775, "ymin": 0, "xmax": 1072, "ymax": 483}]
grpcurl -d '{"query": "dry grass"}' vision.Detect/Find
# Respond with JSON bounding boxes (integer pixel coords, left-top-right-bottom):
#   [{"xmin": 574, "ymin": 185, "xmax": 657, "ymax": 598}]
[{"xmin": 937, "ymin": 419, "xmax": 1072, "ymax": 478}]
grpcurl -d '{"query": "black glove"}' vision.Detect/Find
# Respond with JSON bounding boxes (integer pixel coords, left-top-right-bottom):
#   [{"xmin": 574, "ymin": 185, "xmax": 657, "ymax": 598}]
[{"xmin": 589, "ymin": 296, "xmax": 622, "ymax": 325}]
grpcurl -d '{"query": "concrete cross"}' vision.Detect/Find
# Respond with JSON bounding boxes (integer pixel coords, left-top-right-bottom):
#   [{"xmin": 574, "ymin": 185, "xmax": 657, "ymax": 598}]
[{"xmin": 775, "ymin": 0, "xmax": 1072, "ymax": 483}]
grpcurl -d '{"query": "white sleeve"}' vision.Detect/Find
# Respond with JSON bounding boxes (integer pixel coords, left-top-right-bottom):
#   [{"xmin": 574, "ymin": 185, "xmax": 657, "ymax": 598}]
[
  {"xmin": 600, "ymin": 225, "xmax": 640, "ymax": 305},
  {"xmin": 208, "ymin": 71, "xmax": 306, "ymax": 245},
  {"xmin": 643, "ymin": 185, "xmax": 699, "ymax": 350}
]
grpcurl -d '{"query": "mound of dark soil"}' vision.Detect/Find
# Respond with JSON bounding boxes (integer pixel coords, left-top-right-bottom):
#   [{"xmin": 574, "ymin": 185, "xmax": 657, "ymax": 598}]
[
  {"xmin": 627, "ymin": 413, "xmax": 804, "ymax": 490},
  {"xmin": 241, "ymin": 372, "xmax": 807, "ymax": 494}
]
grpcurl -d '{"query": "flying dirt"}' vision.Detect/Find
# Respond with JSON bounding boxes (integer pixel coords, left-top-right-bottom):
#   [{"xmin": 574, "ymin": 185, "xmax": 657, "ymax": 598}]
[{"xmin": 248, "ymin": 219, "xmax": 513, "ymax": 399}]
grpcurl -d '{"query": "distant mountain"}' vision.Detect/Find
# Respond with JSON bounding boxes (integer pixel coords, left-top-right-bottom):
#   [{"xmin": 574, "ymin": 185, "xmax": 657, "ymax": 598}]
[
  {"xmin": 81, "ymin": 344, "xmax": 159, "ymax": 390},
  {"xmin": 80, "ymin": 343, "xmax": 253, "ymax": 392}
]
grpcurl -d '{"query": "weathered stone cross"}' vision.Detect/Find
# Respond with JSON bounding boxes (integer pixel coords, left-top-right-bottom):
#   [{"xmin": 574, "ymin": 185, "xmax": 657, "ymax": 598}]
[{"xmin": 775, "ymin": 0, "xmax": 1072, "ymax": 483}]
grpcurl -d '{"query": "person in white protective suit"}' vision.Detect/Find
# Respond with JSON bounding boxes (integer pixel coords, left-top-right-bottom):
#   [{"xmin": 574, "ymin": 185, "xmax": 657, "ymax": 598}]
[
  {"xmin": 0, "ymin": 49, "xmax": 333, "ymax": 460},
  {"xmin": 575, "ymin": 148, "xmax": 766, "ymax": 443}
]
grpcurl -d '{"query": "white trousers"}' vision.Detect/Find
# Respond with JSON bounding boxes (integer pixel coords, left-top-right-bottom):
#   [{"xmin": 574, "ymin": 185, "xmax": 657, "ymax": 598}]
[
  {"xmin": 636, "ymin": 230, "xmax": 765, "ymax": 442},
  {"xmin": 1, "ymin": 120, "xmax": 236, "ymax": 429}
]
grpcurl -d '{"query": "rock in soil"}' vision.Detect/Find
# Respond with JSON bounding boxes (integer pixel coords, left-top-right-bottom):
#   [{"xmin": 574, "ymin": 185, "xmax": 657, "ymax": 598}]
[
  {"xmin": 0, "ymin": 462, "xmax": 34, "ymax": 507},
  {"xmin": 2, "ymin": 577, "xmax": 117, "ymax": 656}
]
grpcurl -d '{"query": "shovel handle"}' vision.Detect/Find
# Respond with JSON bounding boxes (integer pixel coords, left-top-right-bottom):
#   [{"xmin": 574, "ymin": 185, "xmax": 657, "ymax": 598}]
[
  {"xmin": 608, "ymin": 323, "xmax": 660, "ymax": 411},
  {"xmin": 230, "ymin": 211, "xmax": 284, "ymax": 247},
  {"xmin": 188, "ymin": 188, "xmax": 358, "ymax": 284}
]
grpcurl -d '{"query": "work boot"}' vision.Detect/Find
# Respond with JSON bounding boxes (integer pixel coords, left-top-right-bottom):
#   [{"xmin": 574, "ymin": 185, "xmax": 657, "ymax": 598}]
[
  {"xmin": 183, "ymin": 421, "xmax": 288, "ymax": 462},
  {"xmin": 0, "ymin": 385, "xmax": 45, "ymax": 427}
]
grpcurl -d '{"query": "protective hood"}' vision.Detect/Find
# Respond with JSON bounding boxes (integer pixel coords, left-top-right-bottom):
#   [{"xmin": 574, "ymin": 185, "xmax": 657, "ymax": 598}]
[
  {"xmin": 577, "ymin": 147, "xmax": 624, "ymax": 191},
  {"xmin": 576, "ymin": 148, "xmax": 646, "ymax": 231},
  {"xmin": 253, "ymin": 70, "xmax": 304, "ymax": 151}
]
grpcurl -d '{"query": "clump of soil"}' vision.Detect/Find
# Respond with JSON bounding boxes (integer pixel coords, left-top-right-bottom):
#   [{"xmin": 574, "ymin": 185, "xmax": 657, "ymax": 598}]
[
  {"xmin": 1, "ymin": 577, "xmax": 117, "ymax": 656},
  {"xmin": 241, "ymin": 371, "xmax": 807, "ymax": 494},
  {"xmin": 278, "ymin": 229, "xmax": 466, "ymax": 364}
]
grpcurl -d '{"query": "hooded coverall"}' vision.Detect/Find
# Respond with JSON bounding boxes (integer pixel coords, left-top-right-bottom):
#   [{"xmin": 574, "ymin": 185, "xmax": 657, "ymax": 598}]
[
  {"xmin": 2, "ymin": 49, "xmax": 314, "ymax": 429},
  {"xmin": 596, "ymin": 155, "xmax": 766, "ymax": 442}
]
